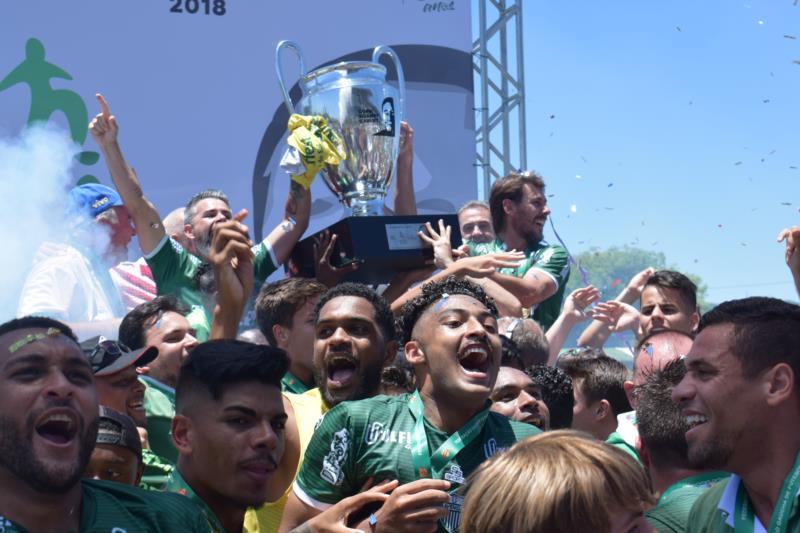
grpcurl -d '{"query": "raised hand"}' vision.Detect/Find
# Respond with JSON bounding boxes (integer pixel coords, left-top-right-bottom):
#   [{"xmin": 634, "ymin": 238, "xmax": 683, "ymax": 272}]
[
  {"xmin": 590, "ymin": 300, "xmax": 640, "ymax": 332},
  {"xmin": 208, "ymin": 210, "xmax": 254, "ymax": 336},
  {"xmin": 561, "ymin": 285, "xmax": 601, "ymax": 322},
  {"xmin": 453, "ymin": 251, "xmax": 525, "ymax": 278},
  {"xmin": 625, "ymin": 267, "xmax": 656, "ymax": 298},
  {"xmin": 313, "ymin": 231, "xmax": 360, "ymax": 288},
  {"xmin": 300, "ymin": 480, "xmax": 399, "ymax": 533},
  {"xmin": 88, "ymin": 93, "xmax": 119, "ymax": 147},
  {"xmin": 418, "ymin": 219, "xmax": 454, "ymax": 269}
]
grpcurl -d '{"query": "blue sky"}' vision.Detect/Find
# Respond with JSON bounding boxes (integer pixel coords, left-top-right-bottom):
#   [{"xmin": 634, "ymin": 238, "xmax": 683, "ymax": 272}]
[{"xmin": 478, "ymin": 0, "xmax": 799, "ymax": 304}]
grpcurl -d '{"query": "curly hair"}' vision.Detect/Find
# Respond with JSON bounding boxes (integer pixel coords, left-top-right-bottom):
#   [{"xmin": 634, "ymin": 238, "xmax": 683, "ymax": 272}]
[
  {"xmin": 397, "ymin": 276, "xmax": 498, "ymax": 345},
  {"xmin": 526, "ymin": 364, "xmax": 574, "ymax": 430},
  {"xmin": 313, "ymin": 282, "xmax": 396, "ymax": 342}
]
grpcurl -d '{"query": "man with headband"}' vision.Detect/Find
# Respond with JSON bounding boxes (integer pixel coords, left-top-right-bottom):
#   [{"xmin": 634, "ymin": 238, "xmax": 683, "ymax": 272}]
[
  {"xmin": 0, "ymin": 316, "xmax": 210, "ymax": 531},
  {"xmin": 281, "ymin": 277, "xmax": 538, "ymax": 532}
]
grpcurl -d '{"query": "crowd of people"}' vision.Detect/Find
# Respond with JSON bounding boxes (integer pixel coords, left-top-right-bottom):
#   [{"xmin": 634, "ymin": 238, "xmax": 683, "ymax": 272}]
[{"xmin": 2, "ymin": 92, "xmax": 800, "ymax": 533}]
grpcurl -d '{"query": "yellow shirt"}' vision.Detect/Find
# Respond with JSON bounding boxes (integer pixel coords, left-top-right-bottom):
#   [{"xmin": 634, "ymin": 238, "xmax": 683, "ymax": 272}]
[{"xmin": 244, "ymin": 388, "xmax": 329, "ymax": 532}]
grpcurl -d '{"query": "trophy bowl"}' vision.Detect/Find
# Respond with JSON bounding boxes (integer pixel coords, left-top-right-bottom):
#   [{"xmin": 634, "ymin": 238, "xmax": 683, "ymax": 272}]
[{"xmin": 276, "ymin": 41, "xmax": 405, "ymax": 216}]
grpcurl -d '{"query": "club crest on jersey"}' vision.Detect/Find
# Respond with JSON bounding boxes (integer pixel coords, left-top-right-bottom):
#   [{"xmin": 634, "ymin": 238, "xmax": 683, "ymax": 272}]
[
  {"xmin": 443, "ymin": 464, "xmax": 465, "ymax": 484},
  {"xmin": 483, "ymin": 437, "xmax": 508, "ymax": 459},
  {"xmin": 320, "ymin": 428, "xmax": 349, "ymax": 485}
]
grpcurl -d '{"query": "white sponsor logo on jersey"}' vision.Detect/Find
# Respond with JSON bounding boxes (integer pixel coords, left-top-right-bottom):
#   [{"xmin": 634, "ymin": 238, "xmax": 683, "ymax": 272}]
[
  {"xmin": 364, "ymin": 421, "xmax": 411, "ymax": 449},
  {"xmin": 321, "ymin": 428, "xmax": 349, "ymax": 485}
]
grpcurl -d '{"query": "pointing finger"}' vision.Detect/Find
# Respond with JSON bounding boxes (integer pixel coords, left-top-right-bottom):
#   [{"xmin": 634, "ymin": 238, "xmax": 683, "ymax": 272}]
[{"xmin": 96, "ymin": 93, "xmax": 110, "ymax": 118}]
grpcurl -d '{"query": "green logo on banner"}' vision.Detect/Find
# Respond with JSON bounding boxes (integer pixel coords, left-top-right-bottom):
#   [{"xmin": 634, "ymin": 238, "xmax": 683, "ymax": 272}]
[{"xmin": 0, "ymin": 37, "xmax": 99, "ymax": 183}]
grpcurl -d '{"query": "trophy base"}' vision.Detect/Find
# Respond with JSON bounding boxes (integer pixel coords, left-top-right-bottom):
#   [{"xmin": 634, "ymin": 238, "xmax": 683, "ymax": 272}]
[{"xmin": 287, "ymin": 214, "xmax": 462, "ymax": 285}]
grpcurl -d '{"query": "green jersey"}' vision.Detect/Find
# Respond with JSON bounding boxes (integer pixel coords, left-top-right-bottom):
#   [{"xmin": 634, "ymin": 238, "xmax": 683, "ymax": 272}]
[
  {"xmin": 466, "ymin": 238, "xmax": 570, "ymax": 330},
  {"xmin": 145, "ymin": 236, "xmax": 278, "ymax": 342},
  {"xmin": 605, "ymin": 431, "xmax": 641, "ymax": 463},
  {"xmin": 0, "ymin": 478, "xmax": 211, "ymax": 532},
  {"xmin": 687, "ymin": 474, "xmax": 800, "ymax": 533},
  {"xmin": 282, "ymin": 371, "xmax": 312, "ymax": 394},
  {"xmin": 165, "ymin": 468, "xmax": 225, "ymax": 533},
  {"xmin": 646, "ymin": 472, "xmax": 729, "ymax": 533},
  {"xmin": 294, "ymin": 393, "xmax": 539, "ymax": 532},
  {"xmin": 142, "ymin": 375, "xmax": 178, "ymax": 465}
]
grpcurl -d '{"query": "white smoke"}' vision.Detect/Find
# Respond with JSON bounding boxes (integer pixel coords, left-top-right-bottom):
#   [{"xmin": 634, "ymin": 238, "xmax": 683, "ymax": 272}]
[{"xmin": 0, "ymin": 124, "xmax": 78, "ymax": 322}]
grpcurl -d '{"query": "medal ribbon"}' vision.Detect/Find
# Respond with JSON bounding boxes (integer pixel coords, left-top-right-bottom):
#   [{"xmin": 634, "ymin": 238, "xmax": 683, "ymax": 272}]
[
  {"xmin": 734, "ymin": 451, "xmax": 800, "ymax": 533},
  {"xmin": 407, "ymin": 390, "xmax": 489, "ymax": 479}
]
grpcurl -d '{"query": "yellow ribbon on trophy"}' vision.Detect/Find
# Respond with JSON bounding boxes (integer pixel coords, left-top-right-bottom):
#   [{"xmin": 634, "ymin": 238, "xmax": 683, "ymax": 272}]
[{"xmin": 286, "ymin": 114, "xmax": 346, "ymax": 189}]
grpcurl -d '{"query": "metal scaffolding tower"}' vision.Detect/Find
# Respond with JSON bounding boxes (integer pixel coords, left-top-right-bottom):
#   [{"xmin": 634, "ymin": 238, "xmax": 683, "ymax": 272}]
[{"xmin": 473, "ymin": 0, "xmax": 527, "ymax": 199}]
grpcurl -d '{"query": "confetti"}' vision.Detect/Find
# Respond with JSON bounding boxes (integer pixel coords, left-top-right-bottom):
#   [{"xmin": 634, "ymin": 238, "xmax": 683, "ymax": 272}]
[
  {"xmin": 611, "ymin": 278, "xmax": 622, "ymax": 287},
  {"xmin": 769, "ymin": 150, "xmax": 776, "ymax": 155},
  {"xmin": 785, "ymin": 35, "xmax": 798, "ymax": 40},
  {"xmin": 757, "ymin": 20, "xmax": 764, "ymax": 25},
  {"xmin": 717, "ymin": 224, "xmax": 723, "ymax": 228},
  {"xmin": 607, "ymin": 183, "xmax": 614, "ymax": 187},
  {"xmin": 791, "ymin": 166, "xmax": 798, "ymax": 170},
  {"xmin": 693, "ymin": 259, "xmax": 699, "ymax": 263},
  {"xmin": 793, "ymin": 60, "xmax": 800, "ymax": 66},
  {"xmin": 575, "ymin": 174, "xmax": 583, "ymax": 180},
  {"xmin": 549, "ymin": 114, "xmax": 556, "ymax": 119},
  {"xmin": 604, "ymin": 207, "xmax": 615, "ymax": 211},
  {"xmin": 763, "ymin": 99, "xmax": 771, "ymax": 103},
  {"xmin": 688, "ymin": 101, "xmax": 693, "ymax": 105},
  {"xmin": 781, "ymin": 202, "xmax": 792, "ymax": 206},
  {"xmin": 549, "ymin": 131, "xmax": 554, "ymax": 137},
  {"xmin": 548, "ymin": 193, "xmax": 555, "ymax": 198},
  {"xmin": 676, "ymin": 26, "xmax": 682, "ymax": 32},
  {"xmin": 581, "ymin": 156, "xmax": 588, "ymax": 163},
  {"xmin": 741, "ymin": 242, "xmax": 748, "ymax": 247},
  {"xmin": 570, "ymin": 204, "xmax": 577, "ymax": 213}
]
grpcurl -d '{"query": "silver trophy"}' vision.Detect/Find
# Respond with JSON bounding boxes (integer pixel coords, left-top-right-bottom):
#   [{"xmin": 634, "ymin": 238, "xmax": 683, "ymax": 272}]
[{"xmin": 275, "ymin": 40, "xmax": 405, "ymax": 216}]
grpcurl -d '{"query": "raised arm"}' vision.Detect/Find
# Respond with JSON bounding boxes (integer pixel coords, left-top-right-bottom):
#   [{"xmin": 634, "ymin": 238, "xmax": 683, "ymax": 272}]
[
  {"xmin": 263, "ymin": 181, "xmax": 311, "ymax": 267},
  {"xmin": 576, "ymin": 267, "xmax": 654, "ymax": 348},
  {"xmin": 488, "ymin": 269, "xmax": 557, "ymax": 309},
  {"xmin": 545, "ymin": 286, "xmax": 600, "ymax": 365},
  {"xmin": 89, "ymin": 94, "xmax": 165, "ymax": 255},
  {"xmin": 778, "ymin": 226, "xmax": 800, "ymax": 298},
  {"xmin": 208, "ymin": 210, "xmax": 254, "ymax": 339},
  {"xmin": 387, "ymin": 121, "xmax": 417, "ymax": 215}
]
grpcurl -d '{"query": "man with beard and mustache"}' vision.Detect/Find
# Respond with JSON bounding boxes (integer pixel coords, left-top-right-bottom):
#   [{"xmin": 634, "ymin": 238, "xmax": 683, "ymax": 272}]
[
  {"xmin": 468, "ymin": 172, "xmax": 569, "ymax": 331},
  {"xmin": 89, "ymin": 93, "xmax": 311, "ymax": 342},
  {"xmin": 672, "ymin": 297, "xmax": 800, "ymax": 532},
  {"xmin": 168, "ymin": 340, "xmax": 289, "ymax": 533},
  {"xmin": 281, "ymin": 278, "xmax": 539, "ymax": 532},
  {"xmin": 250, "ymin": 283, "xmax": 397, "ymax": 531},
  {"xmin": 0, "ymin": 316, "xmax": 210, "ymax": 532}
]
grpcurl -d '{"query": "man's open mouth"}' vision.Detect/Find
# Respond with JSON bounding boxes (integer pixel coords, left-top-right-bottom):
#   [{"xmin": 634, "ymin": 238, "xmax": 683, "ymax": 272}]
[
  {"xmin": 35, "ymin": 410, "xmax": 79, "ymax": 446},
  {"xmin": 458, "ymin": 343, "xmax": 491, "ymax": 377},
  {"xmin": 326, "ymin": 355, "xmax": 358, "ymax": 389}
]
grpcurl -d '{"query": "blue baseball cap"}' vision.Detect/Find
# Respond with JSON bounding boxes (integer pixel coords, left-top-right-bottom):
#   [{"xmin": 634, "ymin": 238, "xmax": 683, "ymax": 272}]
[{"xmin": 67, "ymin": 183, "xmax": 124, "ymax": 219}]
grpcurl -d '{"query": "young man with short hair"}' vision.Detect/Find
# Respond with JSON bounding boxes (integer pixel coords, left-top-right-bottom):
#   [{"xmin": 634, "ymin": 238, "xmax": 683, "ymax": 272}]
[
  {"xmin": 673, "ymin": 297, "xmax": 800, "ymax": 532},
  {"xmin": 168, "ymin": 339, "xmax": 289, "ymax": 533},
  {"xmin": 490, "ymin": 364, "xmax": 550, "ymax": 430},
  {"xmin": 0, "ymin": 316, "xmax": 209, "ymax": 532},
  {"xmin": 255, "ymin": 277, "xmax": 327, "ymax": 394},
  {"xmin": 579, "ymin": 269, "xmax": 700, "ymax": 348},
  {"xmin": 119, "ymin": 294, "xmax": 199, "ymax": 466},
  {"xmin": 559, "ymin": 353, "xmax": 632, "ymax": 449},
  {"xmin": 525, "ymin": 364, "xmax": 574, "ymax": 429},
  {"xmin": 85, "ymin": 406, "xmax": 145, "ymax": 486},
  {"xmin": 251, "ymin": 282, "xmax": 398, "ymax": 530},
  {"xmin": 636, "ymin": 359, "xmax": 728, "ymax": 532},
  {"xmin": 281, "ymin": 277, "xmax": 539, "ymax": 532}
]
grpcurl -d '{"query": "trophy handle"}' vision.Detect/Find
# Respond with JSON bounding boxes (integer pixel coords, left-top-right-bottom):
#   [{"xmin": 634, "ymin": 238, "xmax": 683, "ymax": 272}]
[
  {"xmin": 371, "ymin": 45, "xmax": 406, "ymax": 125},
  {"xmin": 275, "ymin": 40, "xmax": 306, "ymax": 115}
]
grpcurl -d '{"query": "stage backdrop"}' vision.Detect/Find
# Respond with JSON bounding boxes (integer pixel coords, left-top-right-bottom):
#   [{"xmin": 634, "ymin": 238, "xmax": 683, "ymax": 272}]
[{"xmin": 1, "ymin": 0, "xmax": 477, "ymax": 254}]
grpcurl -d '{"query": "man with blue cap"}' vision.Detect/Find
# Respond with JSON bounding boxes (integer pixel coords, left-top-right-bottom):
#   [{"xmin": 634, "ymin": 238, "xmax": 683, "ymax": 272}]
[{"xmin": 17, "ymin": 182, "xmax": 135, "ymax": 340}]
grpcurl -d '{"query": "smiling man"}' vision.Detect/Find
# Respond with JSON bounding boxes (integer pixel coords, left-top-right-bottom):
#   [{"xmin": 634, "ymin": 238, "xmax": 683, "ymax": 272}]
[
  {"xmin": 168, "ymin": 339, "xmax": 289, "ymax": 533},
  {"xmin": 0, "ymin": 316, "xmax": 210, "ymax": 532},
  {"xmin": 251, "ymin": 283, "xmax": 397, "ymax": 530},
  {"xmin": 467, "ymin": 172, "xmax": 569, "ymax": 330},
  {"xmin": 490, "ymin": 364, "xmax": 550, "ymax": 430},
  {"xmin": 672, "ymin": 297, "xmax": 800, "ymax": 532},
  {"xmin": 281, "ymin": 277, "xmax": 539, "ymax": 532}
]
